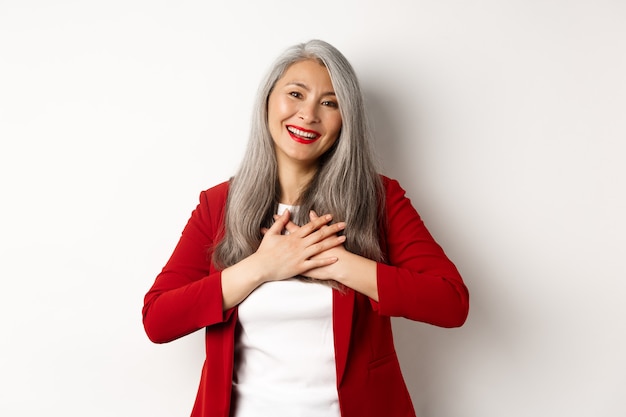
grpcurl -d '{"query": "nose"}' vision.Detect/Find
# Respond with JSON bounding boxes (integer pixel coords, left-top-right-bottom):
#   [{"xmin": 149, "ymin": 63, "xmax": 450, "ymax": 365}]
[{"xmin": 298, "ymin": 101, "xmax": 320, "ymax": 123}]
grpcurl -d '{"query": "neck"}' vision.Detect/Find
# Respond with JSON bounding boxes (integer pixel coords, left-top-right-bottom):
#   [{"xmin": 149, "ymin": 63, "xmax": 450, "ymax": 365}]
[{"xmin": 277, "ymin": 162, "xmax": 317, "ymax": 205}]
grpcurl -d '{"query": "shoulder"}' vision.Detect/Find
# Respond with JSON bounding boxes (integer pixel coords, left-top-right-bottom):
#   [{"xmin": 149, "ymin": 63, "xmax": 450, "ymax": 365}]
[
  {"xmin": 196, "ymin": 180, "xmax": 230, "ymax": 218},
  {"xmin": 380, "ymin": 175, "xmax": 407, "ymax": 199},
  {"xmin": 201, "ymin": 180, "xmax": 230, "ymax": 201},
  {"xmin": 379, "ymin": 175, "xmax": 421, "ymax": 219},
  {"xmin": 204, "ymin": 180, "xmax": 230, "ymax": 194}
]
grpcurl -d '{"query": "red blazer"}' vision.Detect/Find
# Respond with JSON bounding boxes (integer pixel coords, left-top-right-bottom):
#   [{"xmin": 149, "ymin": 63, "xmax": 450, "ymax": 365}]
[{"xmin": 143, "ymin": 176, "xmax": 469, "ymax": 417}]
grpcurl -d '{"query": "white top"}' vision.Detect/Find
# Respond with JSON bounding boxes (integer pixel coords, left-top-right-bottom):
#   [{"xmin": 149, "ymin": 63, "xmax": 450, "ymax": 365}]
[{"xmin": 232, "ymin": 204, "xmax": 340, "ymax": 417}]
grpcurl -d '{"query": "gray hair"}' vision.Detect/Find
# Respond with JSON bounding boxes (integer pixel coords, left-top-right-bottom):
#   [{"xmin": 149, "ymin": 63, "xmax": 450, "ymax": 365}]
[{"xmin": 213, "ymin": 39, "xmax": 384, "ymax": 270}]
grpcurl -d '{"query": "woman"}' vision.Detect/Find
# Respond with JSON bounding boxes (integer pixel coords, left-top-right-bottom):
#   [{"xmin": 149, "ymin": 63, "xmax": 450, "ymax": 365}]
[{"xmin": 143, "ymin": 39, "xmax": 469, "ymax": 417}]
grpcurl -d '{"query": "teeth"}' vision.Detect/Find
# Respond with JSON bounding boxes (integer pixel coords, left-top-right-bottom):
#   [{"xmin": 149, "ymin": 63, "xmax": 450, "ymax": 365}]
[{"xmin": 288, "ymin": 126, "xmax": 318, "ymax": 139}]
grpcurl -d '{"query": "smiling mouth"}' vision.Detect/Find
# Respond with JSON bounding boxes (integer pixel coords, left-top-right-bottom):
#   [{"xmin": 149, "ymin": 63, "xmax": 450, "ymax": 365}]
[{"xmin": 287, "ymin": 125, "xmax": 321, "ymax": 144}]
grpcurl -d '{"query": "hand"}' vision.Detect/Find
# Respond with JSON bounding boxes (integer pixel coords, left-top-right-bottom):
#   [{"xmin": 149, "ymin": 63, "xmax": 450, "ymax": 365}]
[
  {"xmin": 286, "ymin": 211, "xmax": 379, "ymax": 301},
  {"xmin": 254, "ymin": 209, "xmax": 347, "ymax": 282},
  {"xmin": 281, "ymin": 210, "xmax": 349, "ymax": 282}
]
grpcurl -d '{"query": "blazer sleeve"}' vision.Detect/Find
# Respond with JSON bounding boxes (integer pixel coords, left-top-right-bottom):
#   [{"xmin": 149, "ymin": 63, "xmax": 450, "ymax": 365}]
[
  {"xmin": 142, "ymin": 184, "xmax": 232, "ymax": 343},
  {"xmin": 374, "ymin": 177, "xmax": 469, "ymax": 328}
]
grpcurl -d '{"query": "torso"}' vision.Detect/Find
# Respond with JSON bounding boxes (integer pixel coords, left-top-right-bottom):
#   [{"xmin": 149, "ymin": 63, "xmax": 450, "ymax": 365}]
[{"xmin": 231, "ymin": 204, "xmax": 340, "ymax": 417}]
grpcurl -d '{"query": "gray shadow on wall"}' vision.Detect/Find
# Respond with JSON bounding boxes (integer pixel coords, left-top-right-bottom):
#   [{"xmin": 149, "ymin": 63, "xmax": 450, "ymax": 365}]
[
  {"xmin": 363, "ymin": 87, "xmax": 411, "ymax": 180},
  {"xmin": 364, "ymin": 84, "xmax": 517, "ymax": 417},
  {"xmin": 364, "ymin": 85, "xmax": 473, "ymax": 415},
  {"xmin": 364, "ymin": 85, "xmax": 439, "ymax": 413}
]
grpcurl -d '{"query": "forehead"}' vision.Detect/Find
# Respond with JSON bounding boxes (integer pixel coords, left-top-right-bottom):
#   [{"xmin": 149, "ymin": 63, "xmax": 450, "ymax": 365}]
[{"xmin": 277, "ymin": 59, "xmax": 334, "ymax": 90}]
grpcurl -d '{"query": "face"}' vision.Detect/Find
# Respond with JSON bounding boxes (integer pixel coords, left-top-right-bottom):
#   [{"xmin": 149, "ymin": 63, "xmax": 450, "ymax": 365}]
[{"xmin": 267, "ymin": 59, "xmax": 342, "ymax": 171}]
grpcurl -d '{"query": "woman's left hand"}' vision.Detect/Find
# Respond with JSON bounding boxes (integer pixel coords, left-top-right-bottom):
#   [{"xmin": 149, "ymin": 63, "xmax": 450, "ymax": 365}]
[{"xmin": 281, "ymin": 211, "xmax": 379, "ymax": 300}]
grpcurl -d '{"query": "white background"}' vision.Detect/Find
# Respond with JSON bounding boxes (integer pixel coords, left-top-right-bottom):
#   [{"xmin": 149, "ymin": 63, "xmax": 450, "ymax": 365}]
[{"xmin": 1, "ymin": 1, "xmax": 625, "ymax": 416}]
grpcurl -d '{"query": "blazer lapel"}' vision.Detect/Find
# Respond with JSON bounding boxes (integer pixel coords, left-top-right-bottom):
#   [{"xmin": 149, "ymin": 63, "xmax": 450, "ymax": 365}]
[{"xmin": 332, "ymin": 287, "xmax": 355, "ymax": 386}]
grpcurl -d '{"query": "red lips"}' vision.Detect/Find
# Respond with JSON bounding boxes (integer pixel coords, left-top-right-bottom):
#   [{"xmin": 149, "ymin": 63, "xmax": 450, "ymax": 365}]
[{"xmin": 286, "ymin": 125, "xmax": 321, "ymax": 144}]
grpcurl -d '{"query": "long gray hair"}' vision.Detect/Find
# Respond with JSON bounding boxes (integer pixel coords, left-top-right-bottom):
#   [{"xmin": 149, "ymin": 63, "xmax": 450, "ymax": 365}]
[{"xmin": 213, "ymin": 39, "xmax": 384, "ymax": 270}]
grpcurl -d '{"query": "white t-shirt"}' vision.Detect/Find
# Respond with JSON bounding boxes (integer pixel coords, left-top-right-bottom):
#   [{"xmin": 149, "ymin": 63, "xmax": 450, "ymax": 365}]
[{"xmin": 231, "ymin": 204, "xmax": 340, "ymax": 417}]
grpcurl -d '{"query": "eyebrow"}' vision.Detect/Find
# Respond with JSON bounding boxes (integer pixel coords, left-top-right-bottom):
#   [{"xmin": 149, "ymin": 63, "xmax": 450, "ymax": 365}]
[{"xmin": 286, "ymin": 81, "xmax": 336, "ymax": 97}]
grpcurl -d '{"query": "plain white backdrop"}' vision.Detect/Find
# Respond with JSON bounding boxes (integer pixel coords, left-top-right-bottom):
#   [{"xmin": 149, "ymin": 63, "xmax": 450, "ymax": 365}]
[{"xmin": 1, "ymin": 1, "xmax": 625, "ymax": 416}]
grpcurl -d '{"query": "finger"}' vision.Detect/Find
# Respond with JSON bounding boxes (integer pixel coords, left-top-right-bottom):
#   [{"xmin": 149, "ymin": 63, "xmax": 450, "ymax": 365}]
[
  {"xmin": 303, "ymin": 221, "xmax": 346, "ymax": 247},
  {"xmin": 296, "ymin": 213, "xmax": 333, "ymax": 238},
  {"xmin": 273, "ymin": 214, "xmax": 299, "ymax": 234},
  {"xmin": 304, "ymin": 234, "xmax": 346, "ymax": 258},
  {"xmin": 308, "ymin": 209, "xmax": 342, "ymax": 237},
  {"xmin": 266, "ymin": 209, "xmax": 290, "ymax": 235},
  {"xmin": 303, "ymin": 255, "xmax": 339, "ymax": 271},
  {"xmin": 283, "ymin": 220, "xmax": 299, "ymax": 235}
]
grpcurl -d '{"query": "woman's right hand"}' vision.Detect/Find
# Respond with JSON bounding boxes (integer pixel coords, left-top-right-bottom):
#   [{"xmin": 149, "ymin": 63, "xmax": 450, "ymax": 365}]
[{"xmin": 219, "ymin": 209, "xmax": 345, "ymax": 309}]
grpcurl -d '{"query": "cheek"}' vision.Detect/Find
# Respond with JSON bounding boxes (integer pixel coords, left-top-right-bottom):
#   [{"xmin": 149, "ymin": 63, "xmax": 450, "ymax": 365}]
[
  {"xmin": 330, "ymin": 116, "xmax": 342, "ymax": 138},
  {"xmin": 267, "ymin": 97, "xmax": 292, "ymax": 140},
  {"xmin": 268, "ymin": 96, "xmax": 294, "ymax": 122}
]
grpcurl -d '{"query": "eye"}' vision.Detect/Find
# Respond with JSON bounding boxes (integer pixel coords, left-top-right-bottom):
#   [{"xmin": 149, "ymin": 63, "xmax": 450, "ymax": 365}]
[
  {"xmin": 289, "ymin": 91, "xmax": 303, "ymax": 99},
  {"xmin": 322, "ymin": 100, "xmax": 339, "ymax": 108}
]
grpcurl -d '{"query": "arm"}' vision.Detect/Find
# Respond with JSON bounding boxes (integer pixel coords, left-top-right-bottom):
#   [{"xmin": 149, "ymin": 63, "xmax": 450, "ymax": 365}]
[
  {"xmin": 219, "ymin": 209, "xmax": 345, "ymax": 309},
  {"xmin": 375, "ymin": 177, "xmax": 469, "ymax": 327},
  {"xmin": 302, "ymin": 178, "xmax": 469, "ymax": 328},
  {"xmin": 142, "ymin": 185, "xmax": 347, "ymax": 343},
  {"xmin": 142, "ymin": 187, "xmax": 228, "ymax": 344},
  {"xmin": 297, "ymin": 211, "xmax": 380, "ymax": 301}
]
